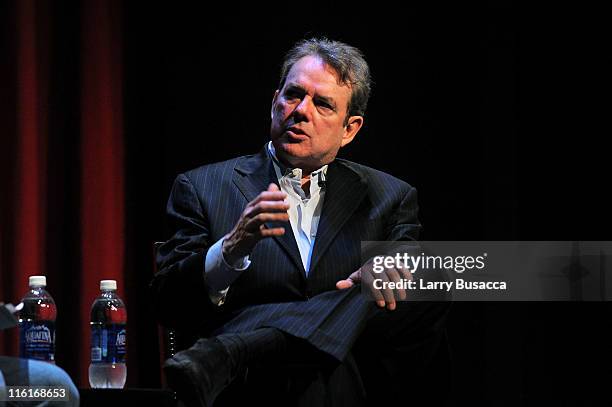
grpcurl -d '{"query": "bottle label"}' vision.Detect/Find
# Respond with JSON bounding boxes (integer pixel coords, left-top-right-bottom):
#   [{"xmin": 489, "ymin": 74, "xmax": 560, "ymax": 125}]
[
  {"xmin": 19, "ymin": 321, "xmax": 55, "ymax": 361},
  {"xmin": 90, "ymin": 323, "xmax": 127, "ymax": 363}
]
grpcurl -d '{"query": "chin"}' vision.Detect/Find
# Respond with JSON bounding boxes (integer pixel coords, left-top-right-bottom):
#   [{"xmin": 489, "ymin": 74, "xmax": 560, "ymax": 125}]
[
  {"xmin": 275, "ymin": 139, "xmax": 302, "ymax": 152},
  {"xmin": 275, "ymin": 143, "xmax": 312, "ymax": 165}
]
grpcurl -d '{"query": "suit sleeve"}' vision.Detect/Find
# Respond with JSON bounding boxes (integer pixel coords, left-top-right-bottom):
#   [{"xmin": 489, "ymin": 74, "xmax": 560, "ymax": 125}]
[
  {"xmin": 150, "ymin": 173, "xmax": 220, "ymax": 330},
  {"xmin": 386, "ymin": 185, "xmax": 422, "ymax": 241}
]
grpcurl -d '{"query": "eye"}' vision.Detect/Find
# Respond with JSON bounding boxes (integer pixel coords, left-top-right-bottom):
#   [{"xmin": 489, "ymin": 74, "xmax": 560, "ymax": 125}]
[
  {"xmin": 284, "ymin": 89, "xmax": 302, "ymax": 101},
  {"xmin": 316, "ymin": 100, "xmax": 335, "ymax": 113}
]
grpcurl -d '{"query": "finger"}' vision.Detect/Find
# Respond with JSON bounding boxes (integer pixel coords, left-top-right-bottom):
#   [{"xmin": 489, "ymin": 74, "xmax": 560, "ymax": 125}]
[
  {"xmin": 259, "ymin": 226, "xmax": 285, "ymax": 237},
  {"xmin": 336, "ymin": 279, "xmax": 354, "ymax": 290},
  {"xmin": 254, "ymin": 213, "xmax": 290, "ymax": 223},
  {"xmin": 373, "ymin": 270, "xmax": 396, "ymax": 310},
  {"xmin": 247, "ymin": 201, "xmax": 290, "ymax": 217},
  {"xmin": 399, "ymin": 268, "xmax": 412, "ymax": 300},
  {"xmin": 399, "ymin": 266, "xmax": 413, "ymax": 282},
  {"xmin": 267, "ymin": 183, "xmax": 279, "ymax": 192},
  {"xmin": 386, "ymin": 267, "xmax": 406, "ymax": 301},
  {"xmin": 363, "ymin": 268, "xmax": 387, "ymax": 307},
  {"xmin": 251, "ymin": 190, "xmax": 287, "ymax": 206},
  {"xmin": 337, "ymin": 268, "xmax": 361, "ymax": 290},
  {"xmin": 348, "ymin": 269, "xmax": 361, "ymax": 284},
  {"xmin": 244, "ymin": 213, "xmax": 290, "ymax": 232}
]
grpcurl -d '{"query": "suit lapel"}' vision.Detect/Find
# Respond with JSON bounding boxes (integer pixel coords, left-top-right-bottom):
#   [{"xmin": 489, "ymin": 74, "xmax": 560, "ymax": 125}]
[
  {"xmin": 233, "ymin": 147, "xmax": 306, "ymax": 277},
  {"xmin": 309, "ymin": 160, "xmax": 368, "ymax": 274}
]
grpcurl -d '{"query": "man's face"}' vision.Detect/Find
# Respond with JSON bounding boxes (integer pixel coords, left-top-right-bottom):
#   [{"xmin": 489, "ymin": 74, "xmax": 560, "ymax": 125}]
[{"xmin": 270, "ymin": 55, "xmax": 363, "ymax": 172}]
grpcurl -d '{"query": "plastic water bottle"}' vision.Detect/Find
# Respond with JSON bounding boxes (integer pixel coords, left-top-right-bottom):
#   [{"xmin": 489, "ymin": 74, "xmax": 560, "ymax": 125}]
[
  {"xmin": 88, "ymin": 280, "xmax": 127, "ymax": 388},
  {"xmin": 18, "ymin": 276, "xmax": 57, "ymax": 362}
]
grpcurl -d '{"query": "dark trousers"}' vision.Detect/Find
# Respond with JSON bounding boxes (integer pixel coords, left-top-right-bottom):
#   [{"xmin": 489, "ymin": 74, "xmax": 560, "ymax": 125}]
[{"xmin": 213, "ymin": 287, "xmax": 451, "ymax": 406}]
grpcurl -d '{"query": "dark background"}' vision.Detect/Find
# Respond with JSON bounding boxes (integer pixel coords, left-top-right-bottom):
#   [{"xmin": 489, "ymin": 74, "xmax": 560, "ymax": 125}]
[
  {"xmin": 124, "ymin": 4, "xmax": 611, "ymax": 405},
  {"xmin": 2, "ymin": 2, "xmax": 611, "ymax": 405}
]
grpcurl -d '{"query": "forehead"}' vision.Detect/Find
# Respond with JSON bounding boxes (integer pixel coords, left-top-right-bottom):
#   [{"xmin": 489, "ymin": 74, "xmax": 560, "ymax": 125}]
[{"xmin": 284, "ymin": 56, "xmax": 352, "ymax": 102}]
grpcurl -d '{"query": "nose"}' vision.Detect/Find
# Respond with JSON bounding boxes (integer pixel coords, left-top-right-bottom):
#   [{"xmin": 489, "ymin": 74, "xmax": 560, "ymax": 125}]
[{"xmin": 292, "ymin": 96, "xmax": 312, "ymax": 122}]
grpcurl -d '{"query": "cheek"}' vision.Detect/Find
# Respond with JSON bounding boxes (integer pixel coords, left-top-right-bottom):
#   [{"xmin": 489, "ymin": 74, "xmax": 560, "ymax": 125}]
[
  {"xmin": 275, "ymin": 102, "xmax": 292, "ymax": 118},
  {"xmin": 317, "ymin": 121, "xmax": 345, "ymax": 144},
  {"xmin": 271, "ymin": 105, "xmax": 286, "ymax": 129}
]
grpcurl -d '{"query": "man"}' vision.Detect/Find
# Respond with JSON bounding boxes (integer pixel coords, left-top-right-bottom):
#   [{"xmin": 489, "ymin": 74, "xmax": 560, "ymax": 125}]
[{"xmin": 152, "ymin": 38, "xmax": 449, "ymax": 407}]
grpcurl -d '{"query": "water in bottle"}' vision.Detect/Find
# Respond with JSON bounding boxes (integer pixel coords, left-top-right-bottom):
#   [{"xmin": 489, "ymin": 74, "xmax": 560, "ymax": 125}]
[
  {"xmin": 88, "ymin": 279, "xmax": 127, "ymax": 388},
  {"xmin": 19, "ymin": 275, "xmax": 57, "ymax": 362}
]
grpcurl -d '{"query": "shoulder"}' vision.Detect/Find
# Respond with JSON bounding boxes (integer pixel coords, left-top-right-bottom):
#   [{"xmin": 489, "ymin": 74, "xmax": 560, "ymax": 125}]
[
  {"xmin": 182, "ymin": 156, "xmax": 238, "ymax": 179},
  {"xmin": 179, "ymin": 153, "xmax": 258, "ymax": 185},
  {"xmin": 334, "ymin": 158, "xmax": 416, "ymax": 195}
]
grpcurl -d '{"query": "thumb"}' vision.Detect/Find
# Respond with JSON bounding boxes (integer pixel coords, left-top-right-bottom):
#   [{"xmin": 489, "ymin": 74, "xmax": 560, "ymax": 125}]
[
  {"xmin": 268, "ymin": 183, "xmax": 280, "ymax": 192},
  {"xmin": 336, "ymin": 279, "xmax": 354, "ymax": 290},
  {"xmin": 336, "ymin": 270, "xmax": 361, "ymax": 290}
]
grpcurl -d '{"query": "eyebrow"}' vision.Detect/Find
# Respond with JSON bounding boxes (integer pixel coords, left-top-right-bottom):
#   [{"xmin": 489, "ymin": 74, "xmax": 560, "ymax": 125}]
[{"xmin": 285, "ymin": 84, "xmax": 337, "ymax": 109}]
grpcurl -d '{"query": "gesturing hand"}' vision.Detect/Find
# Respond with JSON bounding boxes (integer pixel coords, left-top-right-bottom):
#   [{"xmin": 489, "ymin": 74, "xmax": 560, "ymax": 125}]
[
  {"xmin": 222, "ymin": 183, "xmax": 289, "ymax": 264},
  {"xmin": 336, "ymin": 258, "xmax": 412, "ymax": 311}
]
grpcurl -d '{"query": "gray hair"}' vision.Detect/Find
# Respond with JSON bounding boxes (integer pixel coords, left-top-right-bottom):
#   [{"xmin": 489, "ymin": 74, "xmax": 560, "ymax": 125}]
[{"xmin": 278, "ymin": 38, "xmax": 372, "ymax": 119}]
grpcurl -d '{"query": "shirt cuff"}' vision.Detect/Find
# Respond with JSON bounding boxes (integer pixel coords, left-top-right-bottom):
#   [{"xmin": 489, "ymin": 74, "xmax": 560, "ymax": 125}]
[{"xmin": 204, "ymin": 237, "xmax": 251, "ymax": 305}]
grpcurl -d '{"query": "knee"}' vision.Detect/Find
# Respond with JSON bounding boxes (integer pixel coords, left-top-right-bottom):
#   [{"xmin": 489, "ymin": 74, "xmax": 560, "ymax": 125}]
[{"xmin": 364, "ymin": 300, "xmax": 451, "ymax": 345}]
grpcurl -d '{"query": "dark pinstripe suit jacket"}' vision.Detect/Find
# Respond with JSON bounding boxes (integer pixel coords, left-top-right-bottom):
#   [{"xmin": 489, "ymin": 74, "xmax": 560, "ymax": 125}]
[{"xmin": 152, "ymin": 145, "xmax": 421, "ymax": 344}]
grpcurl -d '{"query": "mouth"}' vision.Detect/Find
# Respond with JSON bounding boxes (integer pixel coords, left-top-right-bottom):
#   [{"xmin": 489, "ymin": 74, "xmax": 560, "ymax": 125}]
[{"xmin": 284, "ymin": 126, "xmax": 308, "ymax": 141}]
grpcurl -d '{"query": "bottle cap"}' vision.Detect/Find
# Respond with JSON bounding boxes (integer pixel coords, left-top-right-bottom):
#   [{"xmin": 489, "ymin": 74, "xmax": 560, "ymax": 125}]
[
  {"xmin": 29, "ymin": 276, "xmax": 47, "ymax": 287},
  {"xmin": 100, "ymin": 280, "xmax": 117, "ymax": 291}
]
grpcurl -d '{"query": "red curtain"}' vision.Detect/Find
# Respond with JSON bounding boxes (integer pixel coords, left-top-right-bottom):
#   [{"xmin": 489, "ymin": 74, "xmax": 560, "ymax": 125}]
[
  {"xmin": 0, "ymin": 0, "xmax": 127, "ymax": 387},
  {"xmin": 79, "ymin": 0, "xmax": 125, "ymax": 387},
  {"xmin": 1, "ymin": 0, "xmax": 50, "ymax": 359}
]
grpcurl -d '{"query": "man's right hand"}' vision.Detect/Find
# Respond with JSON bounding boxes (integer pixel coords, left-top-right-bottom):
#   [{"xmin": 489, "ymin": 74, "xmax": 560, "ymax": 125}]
[
  {"xmin": 222, "ymin": 183, "xmax": 289, "ymax": 264},
  {"xmin": 336, "ymin": 258, "xmax": 411, "ymax": 311}
]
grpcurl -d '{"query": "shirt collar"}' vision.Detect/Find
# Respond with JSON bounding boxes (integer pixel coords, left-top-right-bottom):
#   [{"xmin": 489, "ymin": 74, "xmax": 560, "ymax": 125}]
[{"xmin": 267, "ymin": 141, "xmax": 328, "ymax": 186}]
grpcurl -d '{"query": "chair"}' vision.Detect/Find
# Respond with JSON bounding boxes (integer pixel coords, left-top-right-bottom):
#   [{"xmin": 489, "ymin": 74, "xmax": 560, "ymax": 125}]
[{"xmin": 152, "ymin": 241, "xmax": 177, "ymax": 388}]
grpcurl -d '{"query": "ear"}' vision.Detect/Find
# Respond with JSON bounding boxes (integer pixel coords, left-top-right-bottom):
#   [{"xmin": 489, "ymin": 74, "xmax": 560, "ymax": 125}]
[
  {"xmin": 340, "ymin": 115, "xmax": 364, "ymax": 147},
  {"xmin": 271, "ymin": 90, "xmax": 279, "ymax": 119}
]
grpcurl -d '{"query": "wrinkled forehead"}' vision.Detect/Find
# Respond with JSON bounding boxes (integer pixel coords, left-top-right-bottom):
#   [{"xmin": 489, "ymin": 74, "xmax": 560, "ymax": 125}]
[{"xmin": 283, "ymin": 56, "xmax": 352, "ymax": 102}]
